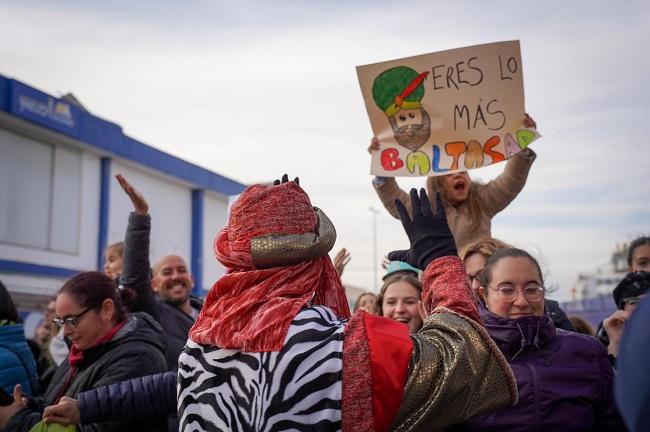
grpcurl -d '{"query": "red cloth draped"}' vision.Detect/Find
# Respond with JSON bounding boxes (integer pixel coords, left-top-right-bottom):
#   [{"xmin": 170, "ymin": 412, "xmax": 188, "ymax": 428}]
[{"xmin": 189, "ymin": 182, "xmax": 350, "ymax": 352}]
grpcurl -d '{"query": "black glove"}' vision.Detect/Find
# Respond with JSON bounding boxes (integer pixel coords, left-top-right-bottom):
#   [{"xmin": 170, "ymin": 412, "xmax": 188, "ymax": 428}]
[
  {"xmin": 387, "ymin": 188, "xmax": 457, "ymax": 270},
  {"xmin": 273, "ymin": 174, "xmax": 299, "ymax": 185}
]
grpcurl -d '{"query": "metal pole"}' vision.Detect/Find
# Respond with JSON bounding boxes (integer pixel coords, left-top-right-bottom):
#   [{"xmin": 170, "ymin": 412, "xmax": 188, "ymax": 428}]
[{"xmin": 369, "ymin": 207, "xmax": 379, "ymax": 291}]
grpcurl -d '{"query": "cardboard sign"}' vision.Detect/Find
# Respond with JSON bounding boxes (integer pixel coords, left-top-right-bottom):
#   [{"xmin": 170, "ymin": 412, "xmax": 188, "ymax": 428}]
[{"xmin": 357, "ymin": 41, "xmax": 540, "ymax": 176}]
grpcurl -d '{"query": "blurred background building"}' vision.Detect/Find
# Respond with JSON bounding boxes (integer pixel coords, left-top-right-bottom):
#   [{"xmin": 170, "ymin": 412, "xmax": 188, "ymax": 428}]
[
  {"xmin": 561, "ymin": 242, "xmax": 632, "ymax": 327},
  {"xmin": 0, "ymin": 74, "xmax": 246, "ymax": 322}
]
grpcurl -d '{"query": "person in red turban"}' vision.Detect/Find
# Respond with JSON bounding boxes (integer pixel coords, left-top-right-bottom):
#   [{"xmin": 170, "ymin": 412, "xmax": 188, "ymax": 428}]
[{"xmin": 178, "ymin": 175, "xmax": 517, "ymax": 432}]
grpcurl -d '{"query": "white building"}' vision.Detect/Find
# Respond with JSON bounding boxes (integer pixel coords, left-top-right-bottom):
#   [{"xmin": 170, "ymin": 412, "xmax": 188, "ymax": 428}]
[
  {"xmin": 569, "ymin": 243, "xmax": 629, "ymax": 301},
  {"xmin": 0, "ymin": 74, "xmax": 245, "ymax": 312}
]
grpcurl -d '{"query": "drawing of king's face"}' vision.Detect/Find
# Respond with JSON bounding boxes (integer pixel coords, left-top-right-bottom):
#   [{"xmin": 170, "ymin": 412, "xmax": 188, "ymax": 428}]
[{"xmin": 389, "ymin": 108, "xmax": 431, "ymax": 151}]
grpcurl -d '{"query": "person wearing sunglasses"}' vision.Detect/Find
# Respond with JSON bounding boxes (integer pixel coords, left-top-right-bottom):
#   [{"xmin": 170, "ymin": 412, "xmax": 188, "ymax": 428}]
[
  {"xmin": 0, "ymin": 272, "xmax": 168, "ymax": 432},
  {"xmin": 453, "ymin": 248, "xmax": 625, "ymax": 432}
]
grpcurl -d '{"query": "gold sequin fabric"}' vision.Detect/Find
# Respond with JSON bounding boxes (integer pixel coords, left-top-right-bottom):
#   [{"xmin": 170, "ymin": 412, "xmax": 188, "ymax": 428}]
[
  {"xmin": 251, "ymin": 207, "xmax": 336, "ymax": 268},
  {"xmin": 390, "ymin": 309, "xmax": 517, "ymax": 432}
]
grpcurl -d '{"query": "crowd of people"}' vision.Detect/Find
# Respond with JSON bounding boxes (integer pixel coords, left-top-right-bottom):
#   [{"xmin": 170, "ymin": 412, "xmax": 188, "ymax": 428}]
[{"xmin": 0, "ymin": 120, "xmax": 648, "ymax": 432}]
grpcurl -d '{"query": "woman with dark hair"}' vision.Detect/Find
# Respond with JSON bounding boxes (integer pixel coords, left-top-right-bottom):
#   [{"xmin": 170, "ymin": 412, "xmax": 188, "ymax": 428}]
[
  {"xmin": 0, "ymin": 279, "xmax": 39, "ymax": 403},
  {"xmin": 460, "ymin": 237, "xmax": 575, "ymax": 331},
  {"xmin": 0, "ymin": 272, "xmax": 167, "ymax": 432},
  {"xmin": 455, "ymin": 248, "xmax": 624, "ymax": 431},
  {"xmin": 627, "ymin": 236, "xmax": 650, "ymax": 272}
]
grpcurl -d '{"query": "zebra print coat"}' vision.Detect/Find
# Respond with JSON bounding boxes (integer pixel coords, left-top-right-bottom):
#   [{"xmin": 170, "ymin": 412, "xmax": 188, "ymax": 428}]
[
  {"xmin": 178, "ymin": 306, "xmax": 345, "ymax": 431},
  {"xmin": 178, "ymin": 256, "xmax": 518, "ymax": 432}
]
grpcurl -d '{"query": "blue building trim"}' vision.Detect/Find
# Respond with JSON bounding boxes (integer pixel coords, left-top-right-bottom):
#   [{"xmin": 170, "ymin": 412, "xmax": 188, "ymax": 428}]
[
  {"xmin": 0, "ymin": 259, "xmax": 82, "ymax": 279},
  {"xmin": 0, "ymin": 75, "xmax": 246, "ymax": 196},
  {"xmin": 191, "ymin": 189, "xmax": 204, "ymax": 295},
  {"xmin": 97, "ymin": 157, "xmax": 111, "ymax": 271}
]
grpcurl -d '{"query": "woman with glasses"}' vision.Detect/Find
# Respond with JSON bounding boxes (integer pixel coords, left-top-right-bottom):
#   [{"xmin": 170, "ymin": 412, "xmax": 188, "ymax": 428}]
[
  {"xmin": 0, "ymin": 272, "xmax": 167, "ymax": 432},
  {"xmin": 454, "ymin": 248, "xmax": 625, "ymax": 432},
  {"xmin": 460, "ymin": 238, "xmax": 575, "ymax": 331}
]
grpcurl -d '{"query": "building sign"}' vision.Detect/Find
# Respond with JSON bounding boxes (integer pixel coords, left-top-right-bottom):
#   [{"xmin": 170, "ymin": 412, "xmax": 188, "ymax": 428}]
[
  {"xmin": 357, "ymin": 41, "xmax": 540, "ymax": 176},
  {"xmin": 9, "ymin": 80, "xmax": 81, "ymax": 137}
]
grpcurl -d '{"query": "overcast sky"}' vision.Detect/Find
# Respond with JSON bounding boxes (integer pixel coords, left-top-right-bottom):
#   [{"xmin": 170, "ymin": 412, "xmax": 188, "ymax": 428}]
[{"xmin": 1, "ymin": 0, "xmax": 648, "ymax": 299}]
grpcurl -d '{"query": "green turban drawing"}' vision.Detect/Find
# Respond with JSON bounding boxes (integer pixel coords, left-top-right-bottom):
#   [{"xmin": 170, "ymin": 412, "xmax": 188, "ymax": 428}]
[{"xmin": 372, "ymin": 66, "xmax": 431, "ymax": 151}]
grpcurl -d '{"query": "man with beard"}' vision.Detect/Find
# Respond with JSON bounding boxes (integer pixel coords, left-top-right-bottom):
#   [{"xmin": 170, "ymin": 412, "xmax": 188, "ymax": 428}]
[
  {"xmin": 372, "ymin": 66, "xmax": 432, "ymax": 151},
  {"xmin": 151, "ymin": 255, "xmax": 203, "ymax": 367}
]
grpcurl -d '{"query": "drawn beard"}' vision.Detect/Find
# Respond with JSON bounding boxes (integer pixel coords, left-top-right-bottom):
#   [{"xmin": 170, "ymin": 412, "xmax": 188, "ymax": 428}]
[{"xmin": 390, "ymin": 109, "xmax": 432, "ymax": 151}]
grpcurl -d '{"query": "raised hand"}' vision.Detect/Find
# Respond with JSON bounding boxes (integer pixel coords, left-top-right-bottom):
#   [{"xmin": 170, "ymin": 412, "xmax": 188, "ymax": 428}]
[
  {"xmin": 388, "ymin": 188, "xmax": 457, "ymax": 270},
  {"xmin": 603, "ymin": 309, "xmax": 631, "ymax": 357},
  {"xmin": 524, "ymin": 113, "xmax": 537, "ymax": 129},
  {"xmin": 333, "ymin": 248, "xmax": 351, "ymax": 277},
  {"xmin": 273, "ymin": 174, "xmax": 299, "ymax": 185},
  {"xmin": 367, "ymin": 137, "xmax": 380, "ymax": 154},
  {"xmin": 0, "ymin": 385, "xmax": 26, "ymax": 429},
  {"xmin": 116, "ymin": 174, "xmax": 149, "ymax": 216}
]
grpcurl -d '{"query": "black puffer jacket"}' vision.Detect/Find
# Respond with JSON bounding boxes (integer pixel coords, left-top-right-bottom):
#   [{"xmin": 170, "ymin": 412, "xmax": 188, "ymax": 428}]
[
  {"xmin": 545, "ymin": 298, "xmax": 575, "ymax": 332},
  {"xmin": 78, "ymin": 371, "xmax": 176, "ymax": 425},
  {"xmin": 4, "ymin": 313, "xmax": 167, "ymax": 432},
  {"xmin": 121, "ymin": 212, "xmax": 202, "ymax": 370}
]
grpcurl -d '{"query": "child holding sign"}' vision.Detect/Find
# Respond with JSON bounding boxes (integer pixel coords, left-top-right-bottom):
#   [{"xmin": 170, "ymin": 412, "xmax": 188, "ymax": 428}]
[{"xmin": 369, "ymin": 114, "xmax": 536, "ymax": 252}]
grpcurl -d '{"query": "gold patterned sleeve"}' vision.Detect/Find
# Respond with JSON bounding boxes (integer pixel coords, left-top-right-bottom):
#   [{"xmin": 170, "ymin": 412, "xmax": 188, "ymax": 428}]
[{"xmin": 390, "ymin": 309, "xmax": 517, "ymax": 432}]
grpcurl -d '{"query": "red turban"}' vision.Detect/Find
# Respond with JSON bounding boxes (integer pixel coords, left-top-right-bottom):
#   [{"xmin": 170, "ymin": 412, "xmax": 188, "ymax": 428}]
[{"xmin": 189, "ymin": 182, "xmax": 351, "ymax": 352}]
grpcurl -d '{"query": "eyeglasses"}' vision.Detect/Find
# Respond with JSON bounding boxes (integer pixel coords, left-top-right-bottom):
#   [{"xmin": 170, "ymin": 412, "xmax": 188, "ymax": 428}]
[
  {"xmin": 52, "ymin": 307, "xmax": 93, "ymax": 328},
  {"xmin": 489, "ymin": 284, "xmax": 545, "ymax": 302}
]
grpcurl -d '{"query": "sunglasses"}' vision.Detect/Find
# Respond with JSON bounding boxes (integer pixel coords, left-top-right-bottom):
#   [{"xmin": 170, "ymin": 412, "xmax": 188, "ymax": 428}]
[{"xmin": 52, "ymin": 307, "xmax": 93, "ymax": 328}]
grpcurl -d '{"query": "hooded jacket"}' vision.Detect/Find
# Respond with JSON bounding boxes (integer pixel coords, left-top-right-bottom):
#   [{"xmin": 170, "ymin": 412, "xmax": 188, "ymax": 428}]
[{"xmin": 457, "ymin": 308, "xmax": 624, "ymax": 432}]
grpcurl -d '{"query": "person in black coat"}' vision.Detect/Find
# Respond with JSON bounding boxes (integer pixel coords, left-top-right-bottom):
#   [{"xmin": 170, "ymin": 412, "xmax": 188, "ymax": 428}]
[
  {"xmin": 115, "ymin": 174, "xmax": 202, "ymax": 371},
  {"xmin": 0, "ymin": 272, "xmax": 167, "ymax": 432}
]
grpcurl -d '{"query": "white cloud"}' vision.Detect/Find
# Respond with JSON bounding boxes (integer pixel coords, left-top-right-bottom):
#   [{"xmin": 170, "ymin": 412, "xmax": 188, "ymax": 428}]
[{"xmin": 0, "ymin": 0, "xmax": 648, "ymax": 297}]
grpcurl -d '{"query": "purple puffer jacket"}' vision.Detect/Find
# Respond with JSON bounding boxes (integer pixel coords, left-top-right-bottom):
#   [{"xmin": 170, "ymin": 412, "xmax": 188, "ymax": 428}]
[{"xmin": 458, "ymin": 307, "xmax": 625, "ymax": 432}]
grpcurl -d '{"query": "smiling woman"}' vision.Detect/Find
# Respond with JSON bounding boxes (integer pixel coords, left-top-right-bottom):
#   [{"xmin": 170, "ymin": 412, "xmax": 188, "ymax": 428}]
[
  {"xmin": 456, "ymin": 248, "xmax": 626, "ymax": 432},
  {"xmin": 377, "ymin": 275, "xmax": 423, "ymax": 333}
]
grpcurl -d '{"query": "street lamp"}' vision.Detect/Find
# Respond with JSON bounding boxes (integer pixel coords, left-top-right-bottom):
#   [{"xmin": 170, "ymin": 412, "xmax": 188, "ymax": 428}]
[{"xmin": 369, "ymin": 206, "xmax": 379, "ymax": 291}]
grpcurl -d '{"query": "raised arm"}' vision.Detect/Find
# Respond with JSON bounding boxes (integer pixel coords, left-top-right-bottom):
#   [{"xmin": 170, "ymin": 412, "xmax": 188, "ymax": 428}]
[
  {"xmin": 387, "ymin": 188, "xmax": 479, "ymax": 321},
  {"xmin": 386, "ymin": 188, "xmax": 517, "ymax": 431},
  {"xmin": 479, "ymin": 114, "xmax": 537, "ymax": 217},
  {"xmin": 369, "ymin": 137, "xmax": 411, "ymax": 220},
  {"xmin": 116, "ymin": 175, "xmax": 158, "ymax": 320}
]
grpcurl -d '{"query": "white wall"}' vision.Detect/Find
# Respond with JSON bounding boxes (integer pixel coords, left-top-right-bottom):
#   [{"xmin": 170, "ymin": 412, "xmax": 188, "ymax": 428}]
[
  {"xmin": 108, "ymin": 161, "xmax": 192, "ymax": 270},
  {"xmin": 0, "ymin": 128, "xmax": 100, "ymax": 271},
  {"xmin": 202, "ymin": 191, "xmax": 229, "ymax": 289}
]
